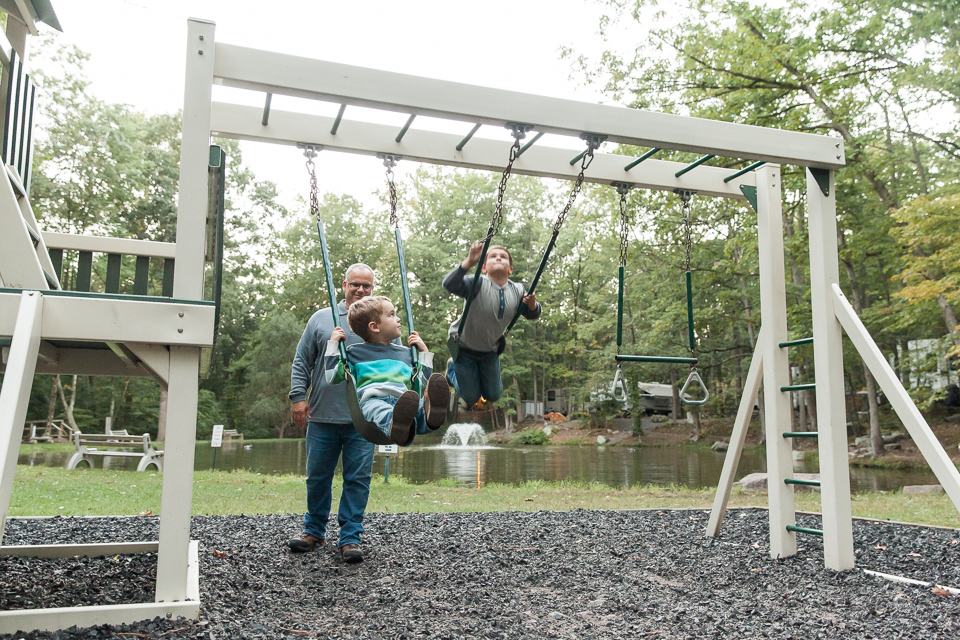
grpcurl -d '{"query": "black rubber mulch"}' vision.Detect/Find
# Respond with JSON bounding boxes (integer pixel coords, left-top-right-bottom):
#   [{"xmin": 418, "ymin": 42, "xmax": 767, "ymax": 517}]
[{"xmin": 1, "ymin": 509, "xmax": 958, "ymax": 639}]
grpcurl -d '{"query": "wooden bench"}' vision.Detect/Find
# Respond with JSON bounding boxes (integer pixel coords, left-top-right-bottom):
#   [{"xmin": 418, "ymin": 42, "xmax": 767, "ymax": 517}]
[
  {"xmin": 222, "ymin": 429, "xmax": 242, "ymax": 442},
  {"xmin": 66, "ymin": 432, "xmax": 164, "ymax": 472}
]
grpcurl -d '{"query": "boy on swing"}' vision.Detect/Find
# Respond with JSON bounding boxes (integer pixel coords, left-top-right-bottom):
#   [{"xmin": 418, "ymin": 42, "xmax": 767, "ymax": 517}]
[
  {"xmin": 444, "ymin": 242, "xmax": 541, "ymax": 408},
  {"xmin": 325, "ymin": 295, "xmax": 449, "ymax": 445}
]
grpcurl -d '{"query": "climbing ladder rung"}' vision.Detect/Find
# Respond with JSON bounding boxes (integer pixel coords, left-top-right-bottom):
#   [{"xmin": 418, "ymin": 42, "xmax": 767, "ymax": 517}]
[
  {"xmin": 782, "ymin": 432, "xmax": 819, "ymax": 438},
  {"xmin": 784, "ymin": 478, "xmax": 821, "ymax": 487},
  {"xmin": 786, "ymin": 525, "xmax": 823, "ymax": 536},
  {"xmin": 779, "ymin": 337, "xmax": 813, "ymax": 348},
  {"xmin": 781, "ymin": 384, "xmax": 816, "ymax": 392},
  {"xmin": 615, "ymin": 354, "xmax": 698, "ymax": 365}
]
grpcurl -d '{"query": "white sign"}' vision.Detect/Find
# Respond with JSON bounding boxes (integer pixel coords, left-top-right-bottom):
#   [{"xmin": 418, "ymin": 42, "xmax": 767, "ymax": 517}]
[
  {"xmin": 377, "ymin": 444, "xmax": 399, "ymax": 455},
  {"xmin": 211, "ymin": 424, "xmax": 224, "ymax": 448}
]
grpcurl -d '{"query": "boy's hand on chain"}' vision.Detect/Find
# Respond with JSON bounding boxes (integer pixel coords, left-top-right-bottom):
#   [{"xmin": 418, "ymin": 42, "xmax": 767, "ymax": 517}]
[
  {"xmin": 408, "ymin": 331, "xmax": 428, "ymax": 353},
  {"xmin": 462, "ymin": 241, "xmax": 484, "ymax": 270},
  {"xmin": 330, "ymin": 327, "xmax": 346, "ymax": 343},
  {"xmin": 523, "ymin": 293, "xmax": 537, "ymax": 310}
]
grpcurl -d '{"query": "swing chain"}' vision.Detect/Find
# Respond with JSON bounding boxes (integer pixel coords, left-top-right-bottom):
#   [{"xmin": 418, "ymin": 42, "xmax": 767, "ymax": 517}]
[
  {"xmin": 380, "ymin": 153, "xmax": 401, "ymax": 228},
  {"xmin": 676, "ymin": 189, "xmax": 695, "ymax": 274},
  {"xmin": 300, "ymin": 143, "xmax": 323, "ymax": 222},
  {"xmin": 483, "ymin": 123, "xmax": 531, "ymax": 243},
  {"xmin": 615, "ymin": 183, "xmax": 631, "ymax": 269},
  {"xmin": 552, "ymin": 134, "xmax": 605, "ymax": 234}
]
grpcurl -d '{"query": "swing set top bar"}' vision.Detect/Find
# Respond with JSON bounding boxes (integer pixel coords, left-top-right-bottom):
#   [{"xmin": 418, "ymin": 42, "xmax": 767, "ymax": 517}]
[{"xmin": 210, "ymin": 40, "xmax": 845, "ymax": 170}]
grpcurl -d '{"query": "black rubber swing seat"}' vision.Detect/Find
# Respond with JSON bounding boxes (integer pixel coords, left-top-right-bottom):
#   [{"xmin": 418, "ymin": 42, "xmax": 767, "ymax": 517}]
[{"xmin": 345, "ymin": 370, "xmax": 396, "ymax": 446}]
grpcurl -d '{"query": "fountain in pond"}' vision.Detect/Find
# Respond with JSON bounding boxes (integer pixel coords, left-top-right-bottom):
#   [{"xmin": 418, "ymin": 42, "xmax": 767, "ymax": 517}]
[{"xmin": 441, "ymin": 423, "xmax": 488, "ymax": 447}]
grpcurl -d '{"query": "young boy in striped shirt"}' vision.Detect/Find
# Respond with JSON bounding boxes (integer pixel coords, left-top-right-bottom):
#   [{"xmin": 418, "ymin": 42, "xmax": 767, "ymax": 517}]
[{"xmin": 326, "ymin": 295, "xmax": 449, "ymax": 445}]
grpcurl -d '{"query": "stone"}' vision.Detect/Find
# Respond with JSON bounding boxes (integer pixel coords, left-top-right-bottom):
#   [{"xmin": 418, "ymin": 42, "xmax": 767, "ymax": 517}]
[
  {"xmin": 883, "ymin": 443, "xmax": 900, "ymax": 451},
  {"xmin": 902, "ymin": 484, "xmax": 943, "ymax": 495},
  {"xmin": 543, "ymin": 426, "xmax": 552, "ymax": 436},
  {"xmin": 854, "ymin": 436, "xmax": 871, "ymax": 448},
  {"xmin": 882, "ymin": 432, "xmax": 904, "ymax": 444},
  {"xmin": 711, "ymin": 441, "xmax": 729, "ymax": 452},
  {"xmin": 734, "ymin": 473, "xmax": 768, "ymax": 492},
  {"xmin": 597, "ymin": 435, "xmax": 607, "ymax": 445}
]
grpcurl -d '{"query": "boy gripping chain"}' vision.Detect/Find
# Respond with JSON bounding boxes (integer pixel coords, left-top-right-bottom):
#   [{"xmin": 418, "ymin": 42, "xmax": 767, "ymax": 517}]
[
  {"xmin": 326, "ymin": 296, "xmax": 449, "ymax": 445},
  {"xmin": 444, "ymin": 242, "xmax": 541, "ymax": 407}
]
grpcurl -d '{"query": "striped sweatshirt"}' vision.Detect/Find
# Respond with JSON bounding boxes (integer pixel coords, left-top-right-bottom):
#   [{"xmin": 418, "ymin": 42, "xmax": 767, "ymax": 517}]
[{"xmin": 324, "ymin": 341, "xmax": 435, "ymax": 404}]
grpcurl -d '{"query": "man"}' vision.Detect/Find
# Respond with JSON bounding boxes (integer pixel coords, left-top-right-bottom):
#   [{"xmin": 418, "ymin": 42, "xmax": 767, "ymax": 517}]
[{"xmin": 288, "ymin": 263, "xmax": 378, "ymax": 563}]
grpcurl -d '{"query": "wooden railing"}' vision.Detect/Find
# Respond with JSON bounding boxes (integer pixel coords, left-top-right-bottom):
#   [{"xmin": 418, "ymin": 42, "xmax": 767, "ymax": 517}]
[{"xmin": 3, "ymin": 50, "xmax": 36, "ymax": 194}]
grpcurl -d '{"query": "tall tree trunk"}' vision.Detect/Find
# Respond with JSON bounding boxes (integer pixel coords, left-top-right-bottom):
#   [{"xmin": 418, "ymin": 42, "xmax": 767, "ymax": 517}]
[
  {"xmin": 55, "ymin": 376, "xmax": 79, "ymax": 432},
  {"xmin": 670, "ymin": 370, "xmax": 682, "ymax": 420},
  {"xmin": 937, "ymin": 295, "xmax": 960, "ymax": 348},
  {"xmin": 42, "ymin": 379, "xmax": 57, "ymax": 439},
  {"xmin": 157, "ymin": 388, "xmax": 168, "ymax": 442}
]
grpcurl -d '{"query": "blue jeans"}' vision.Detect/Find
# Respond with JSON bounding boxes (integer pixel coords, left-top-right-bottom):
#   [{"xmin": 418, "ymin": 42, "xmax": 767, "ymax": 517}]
[
  {"xmin": 447, "ymin": 348, "xmax": 503, "ymax": 406},
  {"xmin": 303, "ymin": 422, "xmax": 375, "ymax": 547},
  {"xmin": 360, "ymin": 394, "xmax": 429, "ymax": 438}
]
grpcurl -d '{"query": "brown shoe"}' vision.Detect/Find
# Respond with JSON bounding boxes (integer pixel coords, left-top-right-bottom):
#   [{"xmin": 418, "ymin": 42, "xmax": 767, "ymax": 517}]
[
  {"xmin": 424, "ymin": 373, "xmax": 450, "ymax": 429},
  {"xmin": 389, "ymin": 390, "xmax": 419, "ymax": 445},
  {"xmin": 288, "ymin": 532, "xmax": 323, "ymax": 552},
  {"xmin": 340, "ymin": 543, "xmax": 363, "ymax": 563}
]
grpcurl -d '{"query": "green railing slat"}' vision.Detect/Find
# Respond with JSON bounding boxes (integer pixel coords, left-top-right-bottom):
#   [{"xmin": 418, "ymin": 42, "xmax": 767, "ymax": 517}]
[
  {"xmin": 48, "ymin": 248, "xmax": 63, "ymax": 280},
  {"xmin": 134, "ymin": 255, "xmax": 150, "ymax": 296},
  {"xmin": 76, "ymin": 251, "xmax": 92, "ymax": 292},
  {"xmin": 105, "ymin": 253, "xmax": 122, "ymax": 294},
  {"xmin": 162, "ymin": 258, "xmax": 175, "ymax": 298}
]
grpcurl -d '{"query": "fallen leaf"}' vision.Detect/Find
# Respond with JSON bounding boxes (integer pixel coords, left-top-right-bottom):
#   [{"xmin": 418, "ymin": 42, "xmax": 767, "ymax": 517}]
[
  {"xmin": 139, "ymin": 510, "xmax": 153, "ymax": 516},
  {"xmin": 212, "ymin": 549, "xmax": 228, "ymax": 558},
  {"xmin": 752, "ymin": 542, "xmax": 761, "ymax": 549},
  {"xmin": 931, "ymin": 587, "xmax": 951, "ymax": 597},
  {"xmin": 950, "ymin": 540, "xmax": 959, "ymax": 546},
  {"xmin": 874, "ymin": 545, "xmax": 887, "ymax": 551},
  {"xmin": 908, "ymin": 552, "xmax": 922, "ymax": 558},
  {"xmin": 750, "ymin": 568, "xmax": 760, "ymax": 572}
]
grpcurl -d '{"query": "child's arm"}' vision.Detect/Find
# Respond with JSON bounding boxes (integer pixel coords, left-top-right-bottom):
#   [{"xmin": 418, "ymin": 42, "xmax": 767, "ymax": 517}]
[
  {"xmin": 442, "ymin": 242, "xmax": 484, "ymax": 297},
  {"xmin": 408, "ymin": 331, "xmax": 434, "ymax": 381},
  {"xmin": 323, "ymin": 327, "xmax": 347, "ymax": 384},
  {"xmin": 520, "ymin": 292, "xmax": 542, "ymax": 320}
]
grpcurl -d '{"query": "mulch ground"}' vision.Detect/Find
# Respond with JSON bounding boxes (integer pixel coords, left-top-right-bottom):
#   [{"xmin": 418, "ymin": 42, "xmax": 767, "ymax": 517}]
[{"xmin": 1, "ymin": 509, "xmax": 959, "ymax": 639}]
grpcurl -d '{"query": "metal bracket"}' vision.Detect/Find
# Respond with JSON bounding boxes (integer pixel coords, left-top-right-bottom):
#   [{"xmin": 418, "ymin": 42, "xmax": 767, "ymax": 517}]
[
  {"xmin": 297, "ymin": 142, "xmax": 323, "ymax": 158},
  {"xmin": 739, "ymin": 185, "xmax": 758, "ymax": 212},
  {"xmin": 674, "ymin": 188, "xmax": 697, "ymax": 203},
  {"xmin": 505, "ymin": 122, "xmax": 534, "ymax": 142},
  {"xmin": 580, "ymin": 132, "xmax": 608, "ymax": 151},
  {"xmin": 612, "ymin": 182, "xmax": 633, "ymax": 196},
  {"xmin": 810, "ymin": 168, "xmax": 830, "ymax": 197},
  {"xmin": 377, "ymin": 153, "xmax": 401, "ymax": 169}
]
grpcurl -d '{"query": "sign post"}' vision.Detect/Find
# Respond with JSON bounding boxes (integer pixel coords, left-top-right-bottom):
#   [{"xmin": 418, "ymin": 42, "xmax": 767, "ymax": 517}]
[
  {"xmin": 377, "ymin": 444, "xmax": 398, "ymax": 482},
  {"xmin": 211, "ymin": 424, "xmax": 224, "ymax": 470}
]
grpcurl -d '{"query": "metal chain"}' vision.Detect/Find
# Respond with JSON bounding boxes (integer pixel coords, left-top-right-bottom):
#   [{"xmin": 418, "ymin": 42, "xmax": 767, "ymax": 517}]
[
  {"xmin": 553, "ymin": 140, "xmax": 600, "ymax": 234},
  {"xmin": 300, "ymin": 144, "xmax": 322, "ymax": 222},
  {"xmin": 482, "ymin": 125, "xmax": 529, "ymax": 243},
  {"xmin": 676, "ymin": 189, "xmax": 694, "ymax": 273},
  {"xmin": 615, "ymin": 183, "xmax": 631, "ymax": 268},
  {"xmin": 380, "ymin": 154, "xmax": 400, "ymax": 228}
]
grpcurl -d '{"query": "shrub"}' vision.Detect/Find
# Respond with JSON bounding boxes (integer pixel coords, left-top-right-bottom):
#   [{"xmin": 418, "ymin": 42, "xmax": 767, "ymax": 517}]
[{"xmin": 517, "ymin": 428, "xmax": 550, "ymax": 445}]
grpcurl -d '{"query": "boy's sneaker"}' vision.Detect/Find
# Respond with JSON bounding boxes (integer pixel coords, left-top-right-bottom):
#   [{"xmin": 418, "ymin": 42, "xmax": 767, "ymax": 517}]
[
  {"xmin": 389, "ymin": 390, "xmax": 419, "ymax": 445},
  {"xmin": 424, "ymin": 373, "xmax": 450, "ymax": 429},
  {"xmin": 288, "ymin": 532, "xmax": 323, "ymax": 552}
]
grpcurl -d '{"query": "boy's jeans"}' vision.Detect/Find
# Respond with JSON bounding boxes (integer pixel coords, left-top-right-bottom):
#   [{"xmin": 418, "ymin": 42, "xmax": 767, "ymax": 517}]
[
  {"xmin": 304, "ymin": 422, "xmax": 374, "ymax": 548},
  {"xmin": 360, "ymin": 394, "xmax": 429, "ymax": 436},
  {"xmin": 447, "ymin": 347, "xmax": 502, "ymax": 405}
]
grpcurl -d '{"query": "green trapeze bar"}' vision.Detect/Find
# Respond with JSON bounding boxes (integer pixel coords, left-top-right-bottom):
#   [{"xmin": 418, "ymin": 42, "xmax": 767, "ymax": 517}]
[
  {"xmin": 786, "ymin": 525, "xmax": 823, "ymax": 536},
  {"xmin": 515, "ymin": 132, "xmax": 545, "ymax": 158},
  {"xmin": 395, "ymin": 115, "xmax": 416, "ymax": 143},
  {"xmin": 781, "ymin": 384, "xmax": 816, "ymax": 392},
  {"xmin": 675, "ymin": 154, "xmax": 715, "ymax": 178},
  {"xmin": 723, "ymin": 161, "xmax": 766, "ymax": 183},
  {"xmin": 782, "ymin": 432, "xmax": 819, "ymax": 438},
  {"xmin": 785, "ymin": 478, "xmax": 821, "ymax": 487},
  {"xmin": 779, "ymin": 337, "xmax": 814, "ymax": 348},
  {"xmin": 330, "ymin": 104, "xmax": 346, "ymax": 135},
  {"xmin": 686, "ymin": 271, "xmax": 695, "ymax": 351},
  {"xmin": 624, "ymin": 148, "xmax": 660, "ymax": 171},
  {"xmin": 616, "ymin": 354, "xmax": 698, "ymax": 365},
  {"xmin": 456, "ymin": 124, "xmax": 481, "ymax": 151},
  {"xmin": 616, "ymin": 265, "xmax": 624, "ymax": 348}
]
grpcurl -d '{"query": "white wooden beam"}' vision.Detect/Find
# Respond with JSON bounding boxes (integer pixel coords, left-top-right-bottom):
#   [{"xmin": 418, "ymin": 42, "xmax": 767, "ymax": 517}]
[
  {"xmin": 833, "ymin": 284, "xmax": 960, "ymax": 513},
  {"xmin": 0, "ymin": 167, "xmax": 47, "ymax": 289},
  {"xmin": 212, "ymin": 43, "xmax": 845, "ymax": 169},
  {"xmin": 0, "ymin": 541, "xmax": 159, "ymax": 558},
  {"xmin": 0, "ymin": 291, "xmax": 42, "ymax": 542},
  {"xmin": 0, "ymin": 293, "xmax": 215, "ymax": 347},
  {"xmin": 126, "ymin": 343, "xmax": 171, "ymax": 387},
  {"xmin": 756, "ymin": 164, "xmax": 797, "ymax": 560},
  {"xmin": 42, "ymin": 232, "xmax": 177, "ymax": 259},
  {"xmin": 9, "ymin": 348, "xmax": 156, "ymax": 378},
  {"xmin": 807, "ymin": 169, "xmax": 854, "ymax": 571},
  {"xmin": 174, "ymin": 19, "xmax": 216, "ymax": 300},
  {"xmin": 706, "ymin": 329, "xmax": 764, "ymax": 537},
  {"xmin": 211, "ymin": 103, "xmax": 755, "ymax": 199}
]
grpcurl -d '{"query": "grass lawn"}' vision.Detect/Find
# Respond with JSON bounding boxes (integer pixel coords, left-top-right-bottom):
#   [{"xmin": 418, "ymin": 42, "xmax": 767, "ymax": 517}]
[{"xmin": 8, "ymin": 466, "xmax": 959, "ymax": 529}]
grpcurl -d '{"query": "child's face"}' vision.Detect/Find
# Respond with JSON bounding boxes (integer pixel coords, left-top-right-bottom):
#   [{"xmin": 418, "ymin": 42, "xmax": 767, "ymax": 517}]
[
  {"xmin": 483, "ymin": 248, "xmax": 513, "ymax": 278},
  {"xmin": 376, "ymin": 301, "xmax": 403, "ymax": 341}
]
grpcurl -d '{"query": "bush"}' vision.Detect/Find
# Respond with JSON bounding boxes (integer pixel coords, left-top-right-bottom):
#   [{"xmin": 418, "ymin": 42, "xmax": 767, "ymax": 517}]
[{"xmin": 517, "ymin": 428, "xmax": 550, "ymax": 445}]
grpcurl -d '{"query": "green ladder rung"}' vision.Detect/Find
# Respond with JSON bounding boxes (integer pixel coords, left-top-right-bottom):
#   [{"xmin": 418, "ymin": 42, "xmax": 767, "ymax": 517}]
[
  {"xmin": 786, "ymin": 525, "xmax": 823, "ymax": 537},
  {"xmin": 615, "ymin": 354, "xmax": 698, "ymax": 365},
  {"xmin": 779, "ymin": 337, "xmax": 813, "ymax": 348},
  {"xmin": 782, "ymin": 432, "xmax": 819, "ymax": 438},
  {"xmin": 781, "ymin": 384, "xmax": 816, "ymax": 392},
  {"xmin": 784, "ymin": 478, "xmax": 821, "ymax": 487}
]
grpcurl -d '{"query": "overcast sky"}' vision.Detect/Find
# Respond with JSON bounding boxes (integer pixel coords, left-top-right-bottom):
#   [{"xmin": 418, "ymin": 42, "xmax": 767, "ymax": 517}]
[{"xmin": 43, "ymin": 0, "xmax": 631, "ymax": 211}]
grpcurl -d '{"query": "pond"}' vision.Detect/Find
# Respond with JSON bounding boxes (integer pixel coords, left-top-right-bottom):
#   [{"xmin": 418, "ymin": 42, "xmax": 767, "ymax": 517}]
[{"xmin": 17, "ymin": 431, "xmax": 937, "ymax": 492}]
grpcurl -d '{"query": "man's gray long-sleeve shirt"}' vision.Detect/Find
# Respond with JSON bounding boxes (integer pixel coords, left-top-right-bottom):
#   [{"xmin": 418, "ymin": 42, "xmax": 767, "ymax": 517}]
[
  {"xmin": 289, "ymin": 302, "xmax": 358, "ymax": 425},
  {"xmin": 443, "ymin": 265, "xmax": 542, "ymax": 353}
]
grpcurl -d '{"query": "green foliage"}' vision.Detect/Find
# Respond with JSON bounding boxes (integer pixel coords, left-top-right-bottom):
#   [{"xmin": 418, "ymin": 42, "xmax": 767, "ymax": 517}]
[{"xmin": 516, "ymin": 428, "xmax": 551, "ymax": 445}]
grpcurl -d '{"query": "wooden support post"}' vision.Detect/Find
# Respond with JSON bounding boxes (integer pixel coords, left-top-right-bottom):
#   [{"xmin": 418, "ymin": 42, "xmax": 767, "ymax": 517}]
[
  {"xmin": 756, "ymin": 164, "xmax": 796, "ymax": 559},
  {"xmin": 807, "ymin": 168, "xmax": 854, "ymax": 571}
]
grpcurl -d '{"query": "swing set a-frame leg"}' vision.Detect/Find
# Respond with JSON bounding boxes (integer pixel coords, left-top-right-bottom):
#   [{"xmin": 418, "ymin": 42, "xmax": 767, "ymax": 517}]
[{"xmin": 706, "ymin": 328, "xmax": 765, "ymax": 537}]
